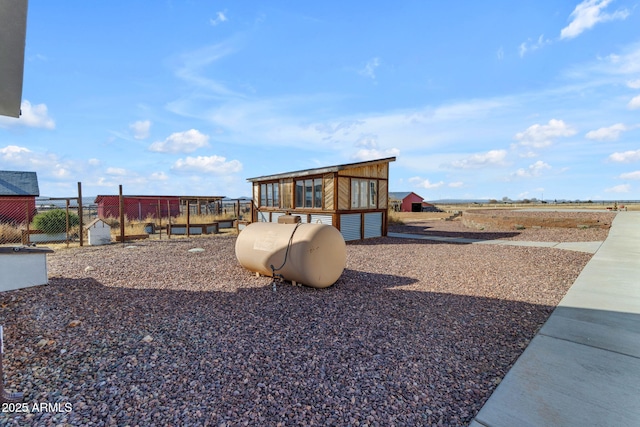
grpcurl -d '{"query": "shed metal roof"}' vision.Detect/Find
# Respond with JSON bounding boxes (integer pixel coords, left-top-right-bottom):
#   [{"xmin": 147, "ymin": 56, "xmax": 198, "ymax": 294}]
[
  {"xmin": 388, "ymin": 191, "xmax": 423, "ymax": 201},
  {"xmin": 0, "ymin": 170, "xmax": 39, "ymax": 196},
  {"xmin": 94, "ymin": 195, "xmax": 225, "ymax": 204},
  {"xmin": 247, "ymin": 156, "xmax": 396, "ymax": 182}
]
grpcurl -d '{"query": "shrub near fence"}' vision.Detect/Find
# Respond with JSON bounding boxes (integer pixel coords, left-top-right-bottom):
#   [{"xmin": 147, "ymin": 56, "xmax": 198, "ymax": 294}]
[{"xmin": 0, "ymin": 198, "xmax": 86, "ymax": 246}]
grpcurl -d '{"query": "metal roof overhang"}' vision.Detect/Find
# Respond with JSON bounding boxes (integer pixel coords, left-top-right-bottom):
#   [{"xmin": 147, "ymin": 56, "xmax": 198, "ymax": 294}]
[{"xmin": 246, "ymin": 156, "xmax": 396, "ymax": 182}]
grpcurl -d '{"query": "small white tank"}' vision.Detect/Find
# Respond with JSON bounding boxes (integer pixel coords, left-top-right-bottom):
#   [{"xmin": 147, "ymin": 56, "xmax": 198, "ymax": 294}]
[{"xmin": 235, "ymin": 222, "xmax": 346, "ymax": 288}]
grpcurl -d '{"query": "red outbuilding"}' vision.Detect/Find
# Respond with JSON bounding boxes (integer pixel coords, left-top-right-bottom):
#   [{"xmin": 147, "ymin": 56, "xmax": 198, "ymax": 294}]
[
  {"xmin": 388, "ymin": 192, "xmax": 425, "ymax": 212},
  {"xmin": 0, "ymin": 170, "xmax": 39, "ymax": 224},
  {"xmin": 94, "ymin": 195, "xmax": 181, "ymax": 221}
]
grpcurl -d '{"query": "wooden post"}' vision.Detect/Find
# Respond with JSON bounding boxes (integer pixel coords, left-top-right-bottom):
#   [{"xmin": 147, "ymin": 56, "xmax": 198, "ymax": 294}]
[
  {"xmin": 167, "ymin": 200, "xmax": 171, "ymax": 239},
  {"xmin": 65, "ymin": 199, "xmax": 70, "ymax": 247},
  {"xmin": 157, "ymin": 200, "xmax": 162, "ymax": 240},
  {"xmin": 77, "ymin": 182, "xmax": 84, "ymax": 246},
  {"xmin": 24, "ymin": 200, "xmax": 30, "ymax": 244},
  {"xmin": 186, "ymin": 200, "xmax": 191, "ymax": 237},
  {"xmin": 119, "ymin": 185, "xmax": 125, "ymax": 245}
]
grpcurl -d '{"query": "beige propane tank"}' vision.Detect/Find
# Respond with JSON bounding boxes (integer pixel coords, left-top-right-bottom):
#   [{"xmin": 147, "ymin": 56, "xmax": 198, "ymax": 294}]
[{"xmin": 235, "ymin": 222, "xmax": 346, "ymax": 288}]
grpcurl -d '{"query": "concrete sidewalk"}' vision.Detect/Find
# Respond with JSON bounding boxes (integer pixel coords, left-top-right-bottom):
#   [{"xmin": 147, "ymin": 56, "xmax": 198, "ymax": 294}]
[
  {"xmin": 470, "ymin": 211, "xmax": 640, "ymax": 427},
  {"xmin": 387, "ymin": 232, "xmax": 603, "ymax": 253}
]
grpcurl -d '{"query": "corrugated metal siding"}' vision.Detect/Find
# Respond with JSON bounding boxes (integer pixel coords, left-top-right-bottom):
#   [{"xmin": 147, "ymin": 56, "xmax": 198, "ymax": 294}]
[
  {"xmin": 364, "ymin": 212, "xmax": 382, "ymax": 238},
  {"xmin": 340, "ymin": 213, "xmax": 361, "ymax": 241},
  {"xmin": 310, "ymin": 214, "xmax": 333, "ymax": 225}
]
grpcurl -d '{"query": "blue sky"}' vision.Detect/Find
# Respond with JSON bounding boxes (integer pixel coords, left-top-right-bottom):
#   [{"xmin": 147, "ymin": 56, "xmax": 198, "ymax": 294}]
[{"xmin": 1, "ymin": 0, "xmax": 640, "ymax": 200}]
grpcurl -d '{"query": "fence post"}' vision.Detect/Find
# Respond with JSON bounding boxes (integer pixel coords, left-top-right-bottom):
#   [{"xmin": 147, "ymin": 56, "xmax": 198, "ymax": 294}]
[
  {"xmin": 156, "ymin": 200, "xmax": 162, "ymax": 240},
  {"xmin": 77, "ymin": 182, "xmax": 84, "ymax": 247},
  {"xmin": 167, "ymin": 200, "xmax": 171, "ymax": 239},
  {"xmin": 24, "ymin": 200, "xmax": 30, "ymax": 245},
  {"xmin": 65, "ymin": 199, "xmax": 70, "ymax": 247},
  {"xmin": 119, "ymin": 185, "xmax": 125, "ymax": 245},
  {"xmin": 186, "ymin": 200, "xmax": 191, "ymax": 237}
]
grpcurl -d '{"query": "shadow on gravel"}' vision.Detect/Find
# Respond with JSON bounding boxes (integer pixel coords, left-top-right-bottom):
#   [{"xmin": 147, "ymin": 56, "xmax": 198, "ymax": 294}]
[
  {"xmin": 0, "ymin": 271, "xmax": 559, "ymax": 427},
  {"xmin": 388, "ymin": 223, "xmax": 521, "ymax": 241}
]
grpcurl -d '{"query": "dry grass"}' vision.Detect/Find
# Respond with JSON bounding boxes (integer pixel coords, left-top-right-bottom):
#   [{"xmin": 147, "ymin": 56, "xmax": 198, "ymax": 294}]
[
  {"xmin": 389, "ymin": 211, "xmax": 453, "ymax": 223},
  {"xmin": 171, "ymin": 212, "xmax": 236, "ymax": 224},
  {"xmin": 0, "ymin": 223, "xmax": 22, "ymax": 244},
  {"xmin": 435, "ymin": 202, "xmax": 640, "ymax": 212}
]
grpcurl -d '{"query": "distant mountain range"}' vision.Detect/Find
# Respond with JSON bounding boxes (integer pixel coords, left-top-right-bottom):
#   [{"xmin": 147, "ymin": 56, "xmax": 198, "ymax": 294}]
[{"xmin": 430, "ymin": 199, "xmax": 640, "ymax": 204}]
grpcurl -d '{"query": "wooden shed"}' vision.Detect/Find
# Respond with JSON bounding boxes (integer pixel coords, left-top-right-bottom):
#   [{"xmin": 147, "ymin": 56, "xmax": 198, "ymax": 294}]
[
  {"xmin": 0, "ymin": 170, "xmax": 39, "ymax": 224},
  {"xmin": 247, "ymin": 157, "xmax": 396, "ymax": 241},
  {"xmin": 94, "ymin": 195, "xmax": 226, "ymax": 221},
  {"xmin": 94, "ymin": 195, "xmax": 181, "ymax": 220}
]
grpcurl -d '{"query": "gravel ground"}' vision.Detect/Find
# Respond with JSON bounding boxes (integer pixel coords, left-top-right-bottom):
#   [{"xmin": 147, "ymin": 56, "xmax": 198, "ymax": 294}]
[
  {"xmin": 389, "ymin": 211, "xmax": 615, "ymax": 242},
  {"xmin": 0, "ymin": 228, "xmax": 599, "ymax": 426}
]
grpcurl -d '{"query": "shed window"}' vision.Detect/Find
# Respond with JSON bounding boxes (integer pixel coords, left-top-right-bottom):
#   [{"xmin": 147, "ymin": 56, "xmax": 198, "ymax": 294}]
[
  {"xmin": 351, "ymin": 179, "xmax": 377, "ymax": 209},
  {"xmin": 295, "ymin": 177, "xmax": 322, "ymax": 208},
  {"xmin": 259, "ymin": 182, "xmax": 280, "ymax": 207}
]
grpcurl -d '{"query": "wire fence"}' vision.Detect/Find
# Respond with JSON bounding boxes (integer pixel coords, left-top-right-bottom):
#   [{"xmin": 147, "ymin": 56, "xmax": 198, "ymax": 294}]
[{"xmin": 0, "ymin": 184, "xmax": 253, "ymax": 247}]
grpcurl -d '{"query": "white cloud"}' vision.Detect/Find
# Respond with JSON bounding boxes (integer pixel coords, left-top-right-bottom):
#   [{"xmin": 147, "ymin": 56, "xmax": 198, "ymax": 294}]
[
  {"xmin": 585, "ymin": 123, "xmax": 627, "ymax": 140},
  {"xmin": 620, "ymin": 171, "xmax": 640, "ymax": 180},
  {"xmin": 517, "ymin": 150, "xmax": 538, "ymax": 158},
  {"xmin": 106, "ymin": 167, "xmax": 127, "ymax": 176},
  {"xmin": 628, "ymin": 95, "xmax": 640, "ymax": 109},
  {"xmin": 496, "ymin": 47, "xmax": 504, "ymax": 60},
  {"xmin": 130, "ymin": 120, "xmax": 151, "ymax": 140},
  {"xmin": 627, "ymin": 79, "xmax": 640, "ymax": 89},
  {"xmin": 519, "ymin": 35, "xmax": 551, "ymax": 58},
  {"xmin": 149, "ymin": 129, "xmax": 210, "ymax": 153},
  {"xmin": 352, "ymin": 147, "xmax": 400, "ymax": 161},
  {"xmin": 210, "ymin": 11, "xmax": 228, "ymax": 26},
  {"xmin": 515, "ymin": 119, "xmax": 576, "ymax": 148},
  {"xmin": 409, "ymin": 176, "xmax": 444, "ymax": 189},
  {"xmin": 150, "ymin": 172, "xmax": 169, "ymax": 181},
  {"xmin": 0, "ymin": 100, "xmax": 55, "ymax": 129},
  {"xmin": 172, "ymin": 155, "xmax": 242, "ymax": 174},
  {"xmin": 609, "ymin": 149, "xmax": 640, "ymax": 162},
  {"xmin": 448, "ymin": 182, "xmax": 464, "ymax": 188},
  {"xmin": 351, "ymin": 135, "xmax": 399, "ymax": 161},
  {"xmin": 359, "ymin": 57, "xmax": 380, "ymax": 80},
  {"xmin": 0, "ymin": 145, "xmax": 74, "ymax": 179},
  {"xmin": 88, "ymin": 158, "xmax": 101, "ymax": 166},
  {"xmin": 512, "ymin": 160, "xmax": 551, "ymax": 178},
  {"xmin": 605, "ymin": 184, "xmax": 631, "ymax": 193},
  {"xmin": 560, "ymin": 0, "xmax": 629, "ymax": 40},
  {"xmin": 449, "ymin": 149, "xmax": 507, "ymax": 169},
  {"xmin": 0, "ymin": 145, "xmax": 32, "ymax": 162},
  {"xmin": 174, "ymin": 42, "xmax": 241, "ymax": 97}
]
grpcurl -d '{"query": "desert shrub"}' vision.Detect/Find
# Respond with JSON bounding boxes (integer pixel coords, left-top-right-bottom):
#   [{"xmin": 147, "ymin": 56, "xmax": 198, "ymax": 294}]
[{"xmin": 32, "ymin": 209, "xmax": 79, "ymax": 234}]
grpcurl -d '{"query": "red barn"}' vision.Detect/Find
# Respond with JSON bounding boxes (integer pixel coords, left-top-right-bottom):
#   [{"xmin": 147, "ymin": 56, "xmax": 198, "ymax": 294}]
[
  {"xmin": 388, "ymin": 192, "xmax": 424, "ymax": 212},
  {"xmin": 94, "ymin": 195, "xmax": 181, "ymax": 221},
  {"xmin": 0, "ymin": 170, "xmax": 39, "ymax": 224}
]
